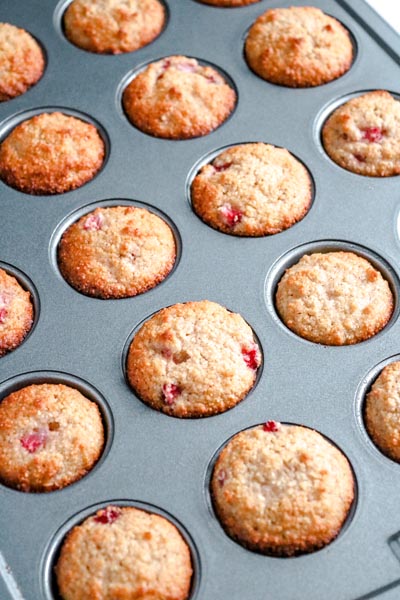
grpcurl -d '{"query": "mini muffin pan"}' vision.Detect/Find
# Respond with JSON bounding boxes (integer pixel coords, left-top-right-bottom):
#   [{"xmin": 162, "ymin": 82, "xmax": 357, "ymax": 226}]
[{"xmin": 1, "ymin": 0, "xmax": 400, "ymax": 598}]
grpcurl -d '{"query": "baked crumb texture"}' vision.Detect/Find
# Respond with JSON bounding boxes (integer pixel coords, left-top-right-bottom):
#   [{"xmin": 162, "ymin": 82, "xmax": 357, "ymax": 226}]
[
  {"xmin": 0, "ymin": 22, "xmax": 44, "ymax": 101},
  {"xmin": 0, "ymin": 268, "xmax": 33, "ymax": 357},
  {"xmin": 197, "ymin": 0, "xmax": 260, "ymax": 6},
  {"xmin": 58, "ymin": 205, "xmax": 176, "ymax": 299},
  {"xmin": 0, "ymin": 383, "xmax": 104, "ymax": 492},
  {"xmin": 245, "ymin": 6, "xmax": 353, "ymax": 87},
  {"xmin": 365, "ymin": 362, "xmax": 400, "ymax": 462},
  {"xmin": 276, "ymin": 251, "xmax": 393, "ymax": 345},
  {"xmin": 64, "ymin": 0, "xmax": 165, "ymax": 54},
  {"xmin": 55, "ymin": 506, "xmax": 193, "ymax": 600},
  {"xmin": 0, "ymin": 112, "xmax": 105, "ymax": 195},
  {"xmin": 211, "ymin": 423, "xmax": 355, "ymax": 556},
  {"xmin": 322, "ymin": 91, "xmax": 400, "ymax": 177},
  {"xmin": 122, "ymin": 55, "xmax": 236, "ymax": 139},
  {"xmin": 127, "ymin": 300, "xmax": 261, "ymax": 417},
  {"xmin": 191, "ymin": 142, "xmax": 312, "ymax": 236}
]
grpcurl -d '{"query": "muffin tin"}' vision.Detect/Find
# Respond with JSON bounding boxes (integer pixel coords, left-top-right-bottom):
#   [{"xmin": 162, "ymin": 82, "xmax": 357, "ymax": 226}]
[{"xmin": 1, "ymin": 0, "xmax": 400, "ymax": 598}]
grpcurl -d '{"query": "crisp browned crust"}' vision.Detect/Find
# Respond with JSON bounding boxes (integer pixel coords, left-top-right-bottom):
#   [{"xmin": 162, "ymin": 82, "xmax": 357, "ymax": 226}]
[
  {"xmin": 191, "ymin": 143, "xmax": 312, "ymax": 236},
  {"xmin": 64, "ymin": 0, "xmax": 165, "ymax": 54},
  {"xmin": 0, "ymin": 112, "xmax": 105, "ymax": 195},
  {"xmin": 365, "ymin": 362, "xmax": 400, "ymax": 461},
  {"xmin": 211, "ymin": 424, "xmax": 355, "ymax": 556},
  {"xmin": 0, "ymin": 22, "xmax": 44, "ymax": 101},
  {"xmin": 322, "ymin": 91, "xmax": 400, "ymax": 177},
  {"xmin": 122, "ymin": 55, "xmax": 236, "ymax": 139},
  {"xmin": 0, "ymin": 383, "xmax": 104, "ymax": 492},
  {"xmin": 275, "ymin": 251, "xmax": 393, "ymax": 345},
  {"xmin": 56, "ymin": 506, "xmax": 193, "ymax": 600},
  {"xmin": 0, "ymin": 268, "xmax": 33, "ymax": 357},
  {"xmin": 58, "ymin": 206, "xmax": 176, "ymax": 299},
  {"xmin": 127, "ymin": 300, "xmax": 261, "ymax": 417},
  {"xmin": 245, "ymin": 6, "xmax": 353, "ymax": 87},
  {"xmin": 198, "ymin": 0, "xmax": 260, "ymax": 6}
]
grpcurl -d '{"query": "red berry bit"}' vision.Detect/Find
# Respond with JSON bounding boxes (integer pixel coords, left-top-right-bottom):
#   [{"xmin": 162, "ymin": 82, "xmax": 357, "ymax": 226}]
[
  {"xmin": 83, "ymin": 213, "xmax": 103, "ymax": 231},
  {"xmin": 353, "ymin": 153, "xmax": 366, "ymax": 163},
  {"xmin": 241, "ymin": 343, "xmax": 260, "ymax": 370},
  {"xmin": 162, "ymin": 383, "xmax": 181, "ymax": 406},
  {"xmin": 219, "ymin": 203, "xmax": 243, "ymax": 228},
  {"xmin": 205, "ymin": 74, "xmax": 220, "ymax": 84},
  {"xmin": 20, "ymin": 429, "xmax": 47, "ymax": 453},
  {"xmin": 217, "ymin": 469, "xmax": 227, "ymax": 487},
  {"xmin": 0, "ymin": 308, "xmax": 7, "ymax": 324},
  {"xmin": 263, "ymin": 420, "xmax": 280, "ymax": 433},
  {"xmin": 175, "ymin": 62, "xmax": 197, "ymax": 73},
  {"xmin": 362, "ymin": 127, "xmax": 383, "ymax": 143},
  {"xmin": 94, "ymin": 506, "xmax": 121, "ymax": 524},
  {"xmin": 213, "ymin": 161, "xmax": 232, "ymax": 173}
]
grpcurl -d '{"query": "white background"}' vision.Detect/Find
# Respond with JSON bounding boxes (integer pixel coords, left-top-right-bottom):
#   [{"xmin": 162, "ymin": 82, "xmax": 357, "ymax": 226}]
[{"xmin": 365, "ymin": 1, "xmax": 400, "ymax": 33}]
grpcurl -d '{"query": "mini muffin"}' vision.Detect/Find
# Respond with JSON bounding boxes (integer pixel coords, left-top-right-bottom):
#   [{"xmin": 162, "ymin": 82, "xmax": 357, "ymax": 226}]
[
  {"xmin": 245, "ymin": 6, "xmax": 353, "ymax": 87},
  {"xmin": 122, "ymin": 55, "xmax": 236, "ymax": 139},
  {"xmin": 211, "ymin": 422, "xmax": 354, "ymax": 556},
  {"xmin": 0, "ymin": 383, "xmax": 104, "ymax": 492},
  {"xmin": 322, "ymin": 91, "xmax": 400, "ymax": 177},
  {"xmin": 191, "ymin": 143, "xmax": 312, "ymax": 236},
  {"xmin": 198, "ymin": 0, "xmax": 259, "ymax": 6},
  {"xmin": 56, "ymin": 505, "xmax": 192, "ymax": 600},
  {"xmin": 365, "ymin": 362, "xmax": 400, "ymax": 461},
  {"xmin": 127, "ymin": 300, "xmax": 261, "ymax": 417},
  {"xmin": 0, "ymin": 23, "xmax": 45, "ymax": 101},
  {"xmin": 64, "ymin": 0, "xmax": 165, "ymax": 54},
  {"xmin": 0, "ymin": 268, "xmax": 33, "ymax": 357},
  {"xmin": 58, "ymin": 206, "xmax": 176, "ymax": 299},
  {"xmin": 276, "ymin": 251, "xmax": 393, "ymax": 345},
  {"xmin": 0, "ymin": 112, "xmax": 105, "ymax": 195}
]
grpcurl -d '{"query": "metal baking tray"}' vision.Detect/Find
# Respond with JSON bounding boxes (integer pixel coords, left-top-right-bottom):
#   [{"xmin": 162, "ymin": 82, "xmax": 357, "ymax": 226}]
[{"xmin": 1, "ymin": 0, "xmax": 400, "ymax": 598}]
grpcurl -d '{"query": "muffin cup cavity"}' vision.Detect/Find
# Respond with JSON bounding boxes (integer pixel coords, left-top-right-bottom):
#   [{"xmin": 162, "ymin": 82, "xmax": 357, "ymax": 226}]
[
  {"xmin": 55, "ymin": 0, "xmax": 169, "ymax": 53},
  {"xmin": 122, "ymin": 301, "xmax": 263, "ymax": 418},
  {"xmin": 187, "ymin": 141, "xmax": 315, "ymax": 236},
  {"xmin": 117, "ymin": 56, "xmax": 238, "ymax": 139},
  {"xmin": 265, "ymin": 240, "xmax": 399, "ymax": 345},
  {"xmin": 50, "ymin": 198, "xmax": 181, "ymax": 298},
  {"xmin": 0, "ymin": 261, "xmax": 39, "ymax": 357},
  {"xmin": 0, "ymin": 107, "xmax": 110, "ymax": 195},
  {"xmin": 41, "ymin": 499, "xmax": 201, "ymax": 600},
  {"xmin": 315, "ymin": 89, "xmax": 400, "ymax": 175},
  {"xmin": 206, "ymin": 422, "xmax": 358, "ymax": 556},
  {"xmin": 0, "ymin": 371, "xmax": 113, "ymax": 493},
  {"xmin": 356, "ymin": 356, "xmax": 400, "ymax": 466}
]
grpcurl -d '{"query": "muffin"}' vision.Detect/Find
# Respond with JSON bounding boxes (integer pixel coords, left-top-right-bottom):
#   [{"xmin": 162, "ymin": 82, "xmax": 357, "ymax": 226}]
[
  {"xmin": 0, "ymin": 23, "xmax": 45, "ymax": 101},
  {"xmin": 0, "ymin": 112, "xmax": 105, "ymax": 194},
  {"xmin": 55, "ymin": 505, "xmax": 193, "ymax": 600},
  {"xmin": 64, "ymin": 0, "xmax": 165, "ymax": 54},
  {"xmin": 191, "ymin": 143, "xmax": 312, "ymax": 236},
  {"xmin": 0, "ymin": 383, "xmax": 104, "ymax": 492},
  {"xmin": 122, "ymin": 55, "xmax": 236, "ymax": 139},
  {"xmin": 127, "ymin": 300, "xmax": 261, "ymax": 417},
  {"xmin": 276, "ymin": 251, "xmax": 393, "ymax": 345},
  {"xmin": 322, "ymin": 91, "xmax": 400, "ymax": 177},
  {"xmin": 0, "ymin": 268, "xmax": 34, "ymax": 357},
  {"xmin": 245, "ymin": 6, "xmax": 353, "ymax": 87},
  {"xmin": 211, "ymin": 422, "xmax": 355, "ymax": 556},
  {"xmin": 58, "ymin": 205, "xmax": 176, "ymax": 299},
  {"xmin": 365, "ymin": 362, "xmax": 400, "ymax": 461}
]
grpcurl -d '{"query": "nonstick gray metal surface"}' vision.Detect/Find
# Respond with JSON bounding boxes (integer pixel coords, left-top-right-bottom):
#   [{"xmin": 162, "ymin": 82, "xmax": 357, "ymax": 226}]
[{"xmin": 1, "ymin": 0, "xmax": 400, "ymax": 598}]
